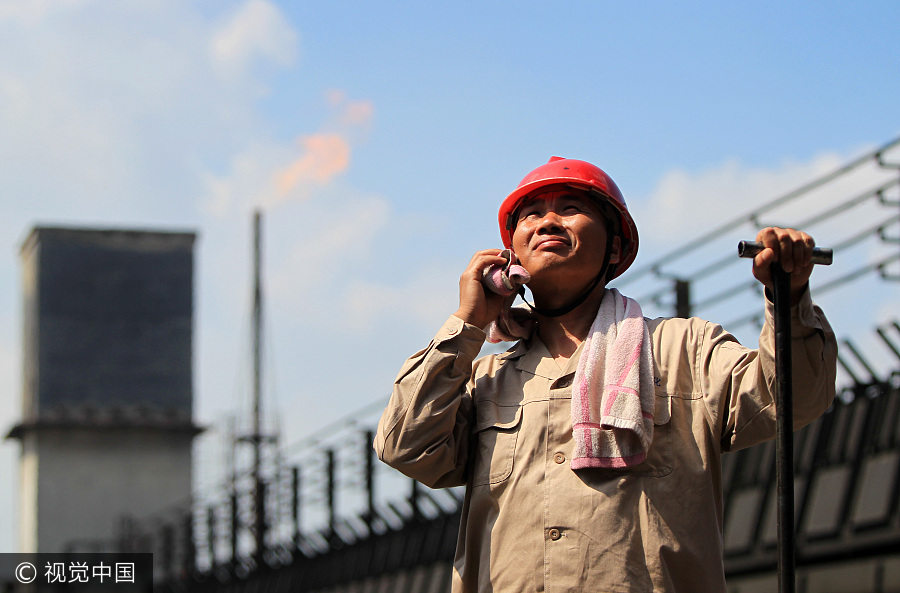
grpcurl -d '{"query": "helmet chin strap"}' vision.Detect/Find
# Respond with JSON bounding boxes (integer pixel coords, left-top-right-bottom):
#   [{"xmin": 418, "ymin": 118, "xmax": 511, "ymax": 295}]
[{"xmin": 520, "ymin": 230, "xmax": 615, "ymax": 318}]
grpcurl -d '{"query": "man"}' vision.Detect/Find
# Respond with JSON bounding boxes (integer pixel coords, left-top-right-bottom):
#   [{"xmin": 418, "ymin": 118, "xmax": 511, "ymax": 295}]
[{"xmin": 375, "ymin": 157, "xmax": 837, "ymax": 592}]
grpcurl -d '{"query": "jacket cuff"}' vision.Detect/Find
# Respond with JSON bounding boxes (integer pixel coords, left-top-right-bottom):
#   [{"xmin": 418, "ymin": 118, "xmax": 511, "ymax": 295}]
[
  {"xmin": 436, "ymin": 315, "xmax": 487, "ymax": 358},
  {"xmin": 763, "ymin": 284, "xmax": 821, "ymax": 335}
]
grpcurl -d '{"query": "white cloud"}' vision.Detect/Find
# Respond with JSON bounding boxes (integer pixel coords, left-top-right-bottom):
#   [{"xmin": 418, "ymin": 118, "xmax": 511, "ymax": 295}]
[
  {"xmin": 0, "ymin": 0, "xmax": 301, "ymax": 227},
  {"xmin": 326, "ymin": 89, "xmax": 375, "ymax": 131},
  {"xmin": 210, "ymin": 0, "xmax": 298, "ymax": 80},
  {"xmin": 199, "ymin": 88, "xmax": 373, "ymax": 217},
  {"xmin": 633, "ymin": 153, "xmax": 844, "ymax": 245},
  {"xmin": 0, "ymin": 0, "xmax": 95, "ymax": 24},
  {"xmin": 344, "ymin": 267, "xmax": 459, "ymax": 333},
  {"xmin": 268, "ymin": 193, "xmax": 391, "ymax": 308},
  {"xmin": 198, "ymin": 130, "xmax": 356, "ymax": 217},
  {"xmin": 200, "ymin": 142, "xmax": 294, "ymax": 217}
]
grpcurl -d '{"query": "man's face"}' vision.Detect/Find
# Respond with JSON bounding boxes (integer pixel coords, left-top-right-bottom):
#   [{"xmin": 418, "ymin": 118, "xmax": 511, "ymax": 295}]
[{"xmin": 510, "ymin": 189, "xmax": 620, "ymax": 291}]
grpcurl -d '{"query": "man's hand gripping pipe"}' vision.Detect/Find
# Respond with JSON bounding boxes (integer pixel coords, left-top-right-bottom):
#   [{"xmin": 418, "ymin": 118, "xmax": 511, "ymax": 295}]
[
  {"xmin": 738, "ymin": 240, "xmax": 833, "ymax": 593},
  {"xmin": 738, "ymin": 240, "xmax": 833, "ymax": 265}
]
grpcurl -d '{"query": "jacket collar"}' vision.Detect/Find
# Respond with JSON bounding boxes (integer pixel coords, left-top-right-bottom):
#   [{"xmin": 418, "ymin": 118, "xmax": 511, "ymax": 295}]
[{"xmin": 496, "ymin": 334, "xmax": 583, "ymax": 380}]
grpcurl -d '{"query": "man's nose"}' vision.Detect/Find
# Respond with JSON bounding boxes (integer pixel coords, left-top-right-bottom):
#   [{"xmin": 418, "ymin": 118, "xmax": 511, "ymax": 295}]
[{"xmin": 536, "ymin": 210, "xmax": 563, "ymax": 233}]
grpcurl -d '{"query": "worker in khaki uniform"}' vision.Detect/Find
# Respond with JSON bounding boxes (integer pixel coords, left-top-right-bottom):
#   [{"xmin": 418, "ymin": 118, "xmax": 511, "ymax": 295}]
[{"xmin": 375, "ymin": 157, "xmax": 837, "ymax": 592}]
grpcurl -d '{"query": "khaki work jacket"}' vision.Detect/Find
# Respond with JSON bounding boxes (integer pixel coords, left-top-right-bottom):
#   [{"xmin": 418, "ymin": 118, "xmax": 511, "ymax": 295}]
[{"xmin": 375, "ymin": 289, "xmax": 837, "ymax": 592}]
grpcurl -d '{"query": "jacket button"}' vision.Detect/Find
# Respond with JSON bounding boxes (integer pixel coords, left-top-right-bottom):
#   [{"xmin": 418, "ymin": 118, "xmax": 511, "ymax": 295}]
[
  {"xmin": 556, "ymin": 376, "xmax": 572, "ymax": 388},
  {"xmin": 548, "ymin": 528, "xmax": 561, "ymax": 541},
  {"xmin": 553, "ymin": 452, "xmax": 566, "ymax": 464}
]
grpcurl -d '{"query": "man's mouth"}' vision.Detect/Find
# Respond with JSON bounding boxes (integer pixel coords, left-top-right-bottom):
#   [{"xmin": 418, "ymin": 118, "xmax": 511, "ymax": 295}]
[{"xmin": 534, "ymin": 237, "xmax": 570, "ymax": 250}]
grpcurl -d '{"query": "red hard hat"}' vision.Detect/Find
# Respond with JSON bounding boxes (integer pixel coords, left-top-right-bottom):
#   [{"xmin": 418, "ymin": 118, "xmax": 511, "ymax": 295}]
[{"xmin": 498, "ymin": 157, "xmax": 639, "ymax": 279}]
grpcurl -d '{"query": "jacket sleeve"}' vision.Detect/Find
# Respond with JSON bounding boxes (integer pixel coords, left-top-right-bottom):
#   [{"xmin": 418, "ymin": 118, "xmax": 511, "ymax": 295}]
[
  {"xmin": 374, "ymin": 315, "xmax": 485, "ymax": 488},
  {"xmin": 702, "ymin": 286, "xmax": 837, "ymax": 452}
]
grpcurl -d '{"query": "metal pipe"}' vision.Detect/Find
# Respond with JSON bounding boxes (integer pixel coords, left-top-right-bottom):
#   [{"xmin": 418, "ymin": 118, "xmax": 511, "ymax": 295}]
[
  {"xmin": 207, "ymin": 506, "xmax": 216, "ymax": 571},
  {"xmin": 841, "ymin": 338, "xmax": 880, "ymax": 382},
  {"xmin": 772, "ymin": 263, "xmax": 796, "ymax": 593},
  {"xmin": 326, "ymin": 449, "xmax": 336, "ymax": 536},
  {"xmin": 674, "ymin": 279, "xmax": 691, "ymax": 319},
  {"xmin": 737, "ymin": 242, "xmax": 832, "ymax": 593},
  {"xmin": 252, "ymin": 211, "xmax": 266, "ymax": 566},
  {"xmin": 365, "ymin": 430, "xmax": 376, "ymax": 527},
  {"xmin": 837, "ymin": 353, "xmax": 864, "ymax": 386},
  {"xmin": 410, "ymin": 478, "xmax": 421, "ymax": 522},
  {"xmin": 876, "ymin": 327, "xmax": 900, "ymax": 361},
  {"xmin": 738, "ymin": 241, "xmax": 833, "ymax": 265},
  {"xmin": 230, "ymin": 491, "xmax": 238, "ymax": 574},
  {"xmin": 292, "ymin": 466, "xmax": 301, "ymax": 546}
]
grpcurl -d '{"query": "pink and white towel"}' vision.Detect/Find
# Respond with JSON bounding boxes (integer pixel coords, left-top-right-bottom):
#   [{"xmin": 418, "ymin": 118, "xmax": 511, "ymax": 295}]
[
  {"xmin": 571, "ymin": 288, "xmax": 655, "ymax": 469},
  {"xmin": 482, "ymin": 250, "xmax": 535, "ymax": 343}
]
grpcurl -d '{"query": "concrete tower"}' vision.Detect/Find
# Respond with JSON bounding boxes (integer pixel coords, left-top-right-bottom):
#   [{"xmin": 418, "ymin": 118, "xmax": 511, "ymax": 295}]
[{"xmin": 7, "ymin": 227, "xmax": 202, "ymax": 553}]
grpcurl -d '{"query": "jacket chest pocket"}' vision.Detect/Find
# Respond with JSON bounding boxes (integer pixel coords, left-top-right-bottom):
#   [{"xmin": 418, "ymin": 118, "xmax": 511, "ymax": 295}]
[
  {"xmin": 580, "ymin": 393, "xmax": 674, "ymax": 481},
  {"xmin": 471, "ymin": 401, "xmax": 523, "ymax": 487},
  {"xmin": 639, "ymin": 394, "xmax": 674, "ymax": 477}
]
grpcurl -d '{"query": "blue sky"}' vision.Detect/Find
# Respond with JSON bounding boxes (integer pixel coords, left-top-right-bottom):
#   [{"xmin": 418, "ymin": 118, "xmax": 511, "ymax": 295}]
[{"xmin": 0, "ymin": 0, "xmax": 898, "ymax": 550}]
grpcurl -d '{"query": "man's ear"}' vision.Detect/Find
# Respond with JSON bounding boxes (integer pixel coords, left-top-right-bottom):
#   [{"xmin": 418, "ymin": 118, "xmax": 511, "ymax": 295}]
[{"xmin": 609, "ymin": 235, "xmax": 622, "ymax": 264}]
